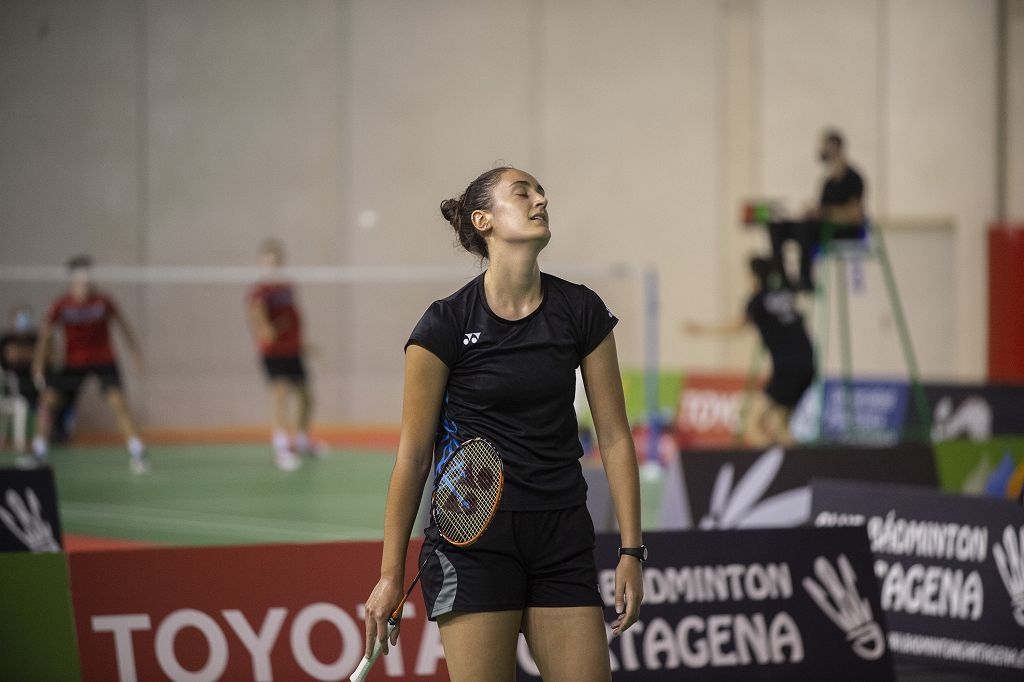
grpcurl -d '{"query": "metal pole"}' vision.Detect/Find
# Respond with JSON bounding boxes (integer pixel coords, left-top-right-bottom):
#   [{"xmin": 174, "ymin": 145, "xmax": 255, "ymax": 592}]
[
  {"xmin": 813, "ymin": 228, "xmax": 835, "ymax": 442},
  {"xmin": 834, "ymin": 254, "xmax": 856, "ymax": 442},
  {"xmin": 872, "ymin": 223, "xmax": 932, "ymax": 442},
  {"xmin": 643, "ymin": 266, "xmax": 661, "ymax": 465}
]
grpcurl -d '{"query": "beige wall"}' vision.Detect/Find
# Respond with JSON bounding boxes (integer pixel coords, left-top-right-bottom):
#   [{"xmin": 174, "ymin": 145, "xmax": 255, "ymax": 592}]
[
  {"xmin": 1009, "ymin": 0, "xmax": 1024, "ymax": 218},
  {"xmin": 0, "ymin": 0, "xmax": 1014, "ymax": 429}
]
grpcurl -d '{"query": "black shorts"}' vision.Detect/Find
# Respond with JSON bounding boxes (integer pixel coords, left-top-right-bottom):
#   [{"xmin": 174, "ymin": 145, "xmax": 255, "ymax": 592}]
[
  {"xmin": 419, "ymin": 504, "xmax": 603, "ymax": 621},
  {"xmin": 766, "ymin": 361, "xmax": 815, "ymax": 408},
  {"xmin": 50, "ymin": 363, "xmax": 123, "ymax": 394},
  {"xmin": 261, "ymin": 355, "xmax": 307, "ymax": 384}
]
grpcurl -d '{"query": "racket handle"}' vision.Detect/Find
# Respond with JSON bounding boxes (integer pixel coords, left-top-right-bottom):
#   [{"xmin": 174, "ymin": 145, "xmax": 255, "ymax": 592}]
[{"xmin": 349, "ymin": 620, "xmax": 395, "ymax": 682}]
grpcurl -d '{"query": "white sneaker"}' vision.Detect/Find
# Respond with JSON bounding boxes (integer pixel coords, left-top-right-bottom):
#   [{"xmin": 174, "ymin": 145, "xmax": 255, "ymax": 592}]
[
  {"xmin": 274, "ymin": 448, "xmax": 300, "ymax": 472},
  {"xmin": 130, "ymin": 454, "xmax": 150, "ymax": 474}
]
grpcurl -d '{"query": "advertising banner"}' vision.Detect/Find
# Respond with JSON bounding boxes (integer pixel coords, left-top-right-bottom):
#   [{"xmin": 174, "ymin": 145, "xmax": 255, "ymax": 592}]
[
  {"xmin": 906, "ymin": 383, "xmax": 1024, "ymax": 441},
  {"xmin": 673, "ymin": 373, "xmax": 752, "ymax": 449},
  {"xmin": 69, "ymin": 541, "xmax": 446, "ymax": 682},
  {"xmin": 518, "ymin": 527, "xmax": 894, "ymax": 680},
  {"xmin": 0, "ymin": 551, "xmax": 81, "ymax": 681},
  {"xmin": 812, "ymin": 480, "xmax": 1024, "ymax": 673},
  {"xmin": 674, "ymin": 445, "xmax": 936, "ymax": 530},
  {"xmin": 934, "ymin": 438, "xmax": 1024, "ymax": 501},
  {"xmin": 791, "ymin": 379, "xmax": 908, "ymax": 445},
  {"xmin": 0, "ymin": 466, "xmax": 63, "ymax": 552}
]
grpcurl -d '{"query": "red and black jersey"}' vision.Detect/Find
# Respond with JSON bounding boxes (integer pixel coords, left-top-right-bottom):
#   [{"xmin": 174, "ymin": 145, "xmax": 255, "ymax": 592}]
[
  {"xmin": 47, "ymin": 292, "xmax": 120, "ymax": 368},
  {"xmin": 247, "ymin": 282, "xmax": 303, "ymax": 358}
]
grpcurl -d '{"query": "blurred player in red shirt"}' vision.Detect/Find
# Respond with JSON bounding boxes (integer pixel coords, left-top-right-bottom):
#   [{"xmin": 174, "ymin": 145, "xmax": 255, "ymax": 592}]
[
  {"xmin": 247, "ymin": 239, "xmax": 318, "ymax": 471},
  {"xmin": 30, "ymin": 255, "xmax": 148, "ymax": 472}
]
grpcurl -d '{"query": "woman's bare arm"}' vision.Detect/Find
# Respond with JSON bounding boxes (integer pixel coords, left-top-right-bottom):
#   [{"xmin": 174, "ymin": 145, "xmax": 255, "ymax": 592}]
[
  {"xmin": 581, "ymin": 332, "xmax": 643, "ymax": 635},
  {"xmin": 364, "ymin": 344, "xmax": 449, "ymax": 655}
]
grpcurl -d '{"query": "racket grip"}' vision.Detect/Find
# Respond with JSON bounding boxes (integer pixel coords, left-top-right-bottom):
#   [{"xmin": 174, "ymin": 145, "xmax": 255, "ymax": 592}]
[{"xmin": 349, "ymin": 620, "xmax": 395, "ymax": 682}]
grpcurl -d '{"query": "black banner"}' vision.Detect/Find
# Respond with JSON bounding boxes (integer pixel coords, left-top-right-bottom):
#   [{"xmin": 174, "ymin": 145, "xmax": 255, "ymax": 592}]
[
  {"xmin": 811, "ymin": 480, "xmax": 1024, "ymax": 672},
  {"xmin": 0, "ymin": 466, "xmax": 63, "ymax": 552},
  {"xmin": 905, "ymin": 382, "xmax": 1024, "ymax": 441},
  {"xmin": 675, "ymin": 445, "xmax": 936, "ymax": 530},
  {"xmin": 516, "ymin": 528, "xmax": 895, "ymax": 680}
]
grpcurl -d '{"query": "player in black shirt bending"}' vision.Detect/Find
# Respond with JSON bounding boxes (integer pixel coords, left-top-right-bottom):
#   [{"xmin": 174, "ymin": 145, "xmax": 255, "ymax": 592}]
[
  {"xmin": 686, "ymin": 257, "xmax": 815, "ymax": 446},
  {"xmin": 769, "ymin": 129, "xmax": 866, "ymax": 290},
  {"xmin": 362, "ymin": 167, "xmax": 643, "ymax": 681}
]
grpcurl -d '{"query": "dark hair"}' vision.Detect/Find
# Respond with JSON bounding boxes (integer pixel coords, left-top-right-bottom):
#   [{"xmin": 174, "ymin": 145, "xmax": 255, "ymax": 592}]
[
  {"xmin": 66, "ymin": 254, "xmax": 93, "ymax": 271},
  {"xmin": 440, "ymin": 166, "xmax": 514, "ymax": 259},
  {"xmin": 823, "ymin": 128, "xmax": 844, "ymax": 149},
  {"xmin": 749, "ymin": 256, "xmax": 778, "ymax": 290}
]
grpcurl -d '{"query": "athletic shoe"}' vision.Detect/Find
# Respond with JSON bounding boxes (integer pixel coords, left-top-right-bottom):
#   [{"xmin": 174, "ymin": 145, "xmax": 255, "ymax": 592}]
[
  {"xmin": 274, "ymin": 448, "xmax": 301, "ymax": 472},
  {"xmin": 15, "ymin": 453, "xmax": 46, "ymax": 470},
  {"xmin": 130, "ymin": 454, "xmax": 150, "ymax": 475}
]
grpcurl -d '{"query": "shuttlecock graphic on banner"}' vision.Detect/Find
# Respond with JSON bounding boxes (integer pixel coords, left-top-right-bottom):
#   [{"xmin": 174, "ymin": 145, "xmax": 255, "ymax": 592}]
[
  {"xmin": 802, "ymin": 554, "xmax": 886, "ymax": 661},
  {"xmin": 0, "ymin": 487, "xmax": 59, "ymax": 552},
  {"xmin": 699, "ymin": 447, "xmax": 811, "ymax": 529},
  {"xmin": 931, "ymin": 395, "xmax": 991, "ymax": 442},
  {"xmin": 992, "ymin": 525, "xmax": 1024, "ymax": 627}
]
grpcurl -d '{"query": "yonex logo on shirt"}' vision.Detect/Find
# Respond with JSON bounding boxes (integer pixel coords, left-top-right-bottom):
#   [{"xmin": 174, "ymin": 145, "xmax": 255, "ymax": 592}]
[{"xmin": 463, "ymin": 332, "xmax": 481, "ymax": 345}]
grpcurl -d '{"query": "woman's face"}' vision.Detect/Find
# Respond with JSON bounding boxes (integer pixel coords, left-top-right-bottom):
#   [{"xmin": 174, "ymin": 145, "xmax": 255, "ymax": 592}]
[{"xmin": 475, "ymin": 169, "xmax": 550, "ymax": 252}]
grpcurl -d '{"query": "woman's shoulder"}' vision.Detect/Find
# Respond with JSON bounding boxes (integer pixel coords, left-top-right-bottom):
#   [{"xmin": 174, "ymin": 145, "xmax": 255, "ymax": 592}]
[
  {"xmin": 541, "ymin": 271, "xmax": 592, "ymax": 299},
  {"xmin": 419, "ymin": 273, "xmax": 482, "ymax": 323}
]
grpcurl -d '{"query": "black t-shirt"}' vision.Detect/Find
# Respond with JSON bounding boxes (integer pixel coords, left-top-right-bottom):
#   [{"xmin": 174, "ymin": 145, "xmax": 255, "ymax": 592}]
[
  {"xmin": 745, "ymin": 290, "xmax": 813, "ymax": 366},
  {"xmin": 820, "ymin": 165, "xmax": 865, "ymax": 209},
  {"xmin": 406, "ymin": 272, "xmax": 618, "ymax": 510},
  {"xmin": 0, "ymin": 331, "xmax": 37, "ymax": 372}
]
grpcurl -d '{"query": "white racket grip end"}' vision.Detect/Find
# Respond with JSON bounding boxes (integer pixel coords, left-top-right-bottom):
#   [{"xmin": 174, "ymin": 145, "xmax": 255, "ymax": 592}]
[{"xmin": 349, "ymin": 621, "xmax": 396, "ymax": 682}]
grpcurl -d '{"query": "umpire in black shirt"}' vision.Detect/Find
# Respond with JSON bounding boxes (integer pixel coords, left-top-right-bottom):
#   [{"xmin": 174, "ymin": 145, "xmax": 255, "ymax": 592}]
[{"xmin": 769, "ymin": 129, "xmax": 866, "ymax": 291}]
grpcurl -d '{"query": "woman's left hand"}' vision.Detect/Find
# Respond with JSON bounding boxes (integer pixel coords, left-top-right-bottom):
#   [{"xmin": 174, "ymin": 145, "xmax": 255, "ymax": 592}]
[{"xmin": 611, "ymin": 555, "xmax": 644, "ymax": 636}]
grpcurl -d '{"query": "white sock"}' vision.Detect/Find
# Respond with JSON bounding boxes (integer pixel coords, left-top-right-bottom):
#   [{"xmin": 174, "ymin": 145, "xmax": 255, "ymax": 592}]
[
  {"xmin": 295, "ymin": 431, "xmax": 311, "ymax": 452},
  {"xmin": 272, "ymin": 429, "xmax": 290, "ymax": 452},
  {"xmin": 127, "ymin": 436, "xmax": 145, "ymax": 458},
  {"xmin": 32, "ymin": 435, "xmax": 48, "ymax": 457}
]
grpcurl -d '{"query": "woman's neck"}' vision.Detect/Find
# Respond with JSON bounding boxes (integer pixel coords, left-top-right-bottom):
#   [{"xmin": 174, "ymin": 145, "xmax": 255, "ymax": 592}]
[{"xmin": 483, "ymin": 248, "xmax": 543, "ymax": 321}]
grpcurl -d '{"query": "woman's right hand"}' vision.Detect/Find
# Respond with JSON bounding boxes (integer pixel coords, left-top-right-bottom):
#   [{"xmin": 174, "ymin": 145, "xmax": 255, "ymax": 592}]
[{"xmin": 363, "ymin": 575, "xmax": 404, "ymax": 657}]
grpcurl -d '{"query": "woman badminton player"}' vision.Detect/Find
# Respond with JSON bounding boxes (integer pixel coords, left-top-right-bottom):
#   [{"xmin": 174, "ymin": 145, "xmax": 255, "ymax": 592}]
[
  {"xmin": 685, "ymin": 256, "xmax": 815, "ymax": 445},
  {"xmin": 361, "ymin": 167, "xmax": 644, "ymax": 680}
]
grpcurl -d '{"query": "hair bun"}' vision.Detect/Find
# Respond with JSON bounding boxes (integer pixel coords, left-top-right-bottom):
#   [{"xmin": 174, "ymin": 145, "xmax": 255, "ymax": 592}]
[
  {"xmin": 440, "ymin": 198, "xmax": 461, "ymax": 226},
  {"xmin": 440, "ymin": 166, "xmax": 513, "ymax": 260}
]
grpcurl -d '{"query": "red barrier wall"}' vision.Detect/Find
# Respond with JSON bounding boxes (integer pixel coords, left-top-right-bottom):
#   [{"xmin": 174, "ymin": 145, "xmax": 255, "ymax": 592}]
[
  {"xmin": 988, "ymin": 224, "xmax": 1024, "ymax": 381},
  {"xmin": 69, "ymin": 541, "xmax": 444, "ymax": 681}
]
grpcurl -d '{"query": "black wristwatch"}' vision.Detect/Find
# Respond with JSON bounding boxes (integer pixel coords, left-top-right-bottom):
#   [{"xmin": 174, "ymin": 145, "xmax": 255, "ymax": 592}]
[{"xmin": 618, "ymin": 545, "xmax": 648, "ymax": 562}]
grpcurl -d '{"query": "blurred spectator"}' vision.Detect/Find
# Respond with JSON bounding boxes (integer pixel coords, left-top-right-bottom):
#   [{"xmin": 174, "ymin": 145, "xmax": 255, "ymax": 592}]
[
  {"xmin": 1, "ymin": 305, "xmax": 44, "ymax": 410},
  {"xmin": 1, "ymin": 306, "xmax": 46, "ymax": 451}
]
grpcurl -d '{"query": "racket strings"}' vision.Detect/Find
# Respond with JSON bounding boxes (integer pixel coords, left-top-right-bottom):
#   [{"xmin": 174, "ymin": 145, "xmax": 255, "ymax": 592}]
[{"xmin": 433, "ymin": 439, "xmax": 502, "ymax": 545}]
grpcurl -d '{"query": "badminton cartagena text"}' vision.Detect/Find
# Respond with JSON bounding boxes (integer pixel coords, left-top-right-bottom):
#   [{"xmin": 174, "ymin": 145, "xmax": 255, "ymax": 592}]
[{"xmin": 350, "ymin": 437, "xmax": 504, "ymax": 682}]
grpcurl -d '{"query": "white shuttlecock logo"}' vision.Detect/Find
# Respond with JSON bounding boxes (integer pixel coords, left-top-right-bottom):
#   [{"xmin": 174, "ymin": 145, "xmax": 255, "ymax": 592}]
[
  {"xmin": 699, "ymin": 447, "xmax": 811, "ymax": 529},
  {"xmin": 0, "ymin": 487, "xmax": 60, "ymax": 553},
  {"xmin": 803, "ymin": 554, "xmax": 886, "ymax": 661},
  {"xmin": 993, "ymin": 525, "xmax": 1024, "ymax": 628}
]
